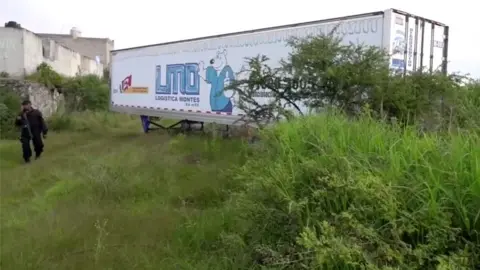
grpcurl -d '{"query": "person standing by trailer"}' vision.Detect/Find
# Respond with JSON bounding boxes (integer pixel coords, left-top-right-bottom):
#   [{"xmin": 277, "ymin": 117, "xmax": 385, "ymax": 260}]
[{"xmin": 14, "ymin": 100, "xmax": 48, "ymax": 163}]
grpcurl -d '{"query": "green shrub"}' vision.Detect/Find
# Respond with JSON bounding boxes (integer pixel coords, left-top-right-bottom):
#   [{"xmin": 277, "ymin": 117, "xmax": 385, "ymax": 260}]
[
  {"xmin": 370, "ymin": 70, "xmax": 461, "ymax": 127},
  {"xmin": 234, "ymin": 112, "xmax": 480, "ymax": 269},
  {"xmin": 448, "ymin": 80, "xmax": 480, "ymax": 130},
  {"xmin": 0, "ymin": 87, "xmax": 21, "ymax": 139},
  {"xmin": 0, "ymin": 103, "xmax": 16, "ymax": 138},
  {"xmin": 62, "ymin": 75, "xmax": 109, "ymax": 111},
  {"xmin": 26, "ymin": 62, "xmax": 63, "ymax": 89},
  {"xmin": 26, "ymin": 63, "xmax": 110, "ymax": 113}
]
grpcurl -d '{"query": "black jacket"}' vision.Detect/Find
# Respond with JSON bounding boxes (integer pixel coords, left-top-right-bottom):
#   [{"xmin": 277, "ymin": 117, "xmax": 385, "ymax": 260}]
[{"xmin": 14, "ymin": 109, "xmax": 48, "ymax": 138}]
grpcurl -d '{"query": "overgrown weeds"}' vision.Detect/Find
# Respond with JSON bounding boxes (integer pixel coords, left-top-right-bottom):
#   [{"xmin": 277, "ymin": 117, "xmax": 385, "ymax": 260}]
[
  {"xmin": 1, "ymin": 110, "xmax": 479, "ymax": 269},
  {"xmin": 47, "ymin": 111, "xmax": 137, "ymax": 133},
  {"xmin": 234, "ymin": 112, "xmax": 480, "ymax": 269}
]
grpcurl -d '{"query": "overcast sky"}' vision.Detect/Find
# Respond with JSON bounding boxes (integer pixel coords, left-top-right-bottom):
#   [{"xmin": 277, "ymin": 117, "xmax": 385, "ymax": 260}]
[{"xmin": 1, "ymin": 0, "xmax": 478, "ymax": 78}]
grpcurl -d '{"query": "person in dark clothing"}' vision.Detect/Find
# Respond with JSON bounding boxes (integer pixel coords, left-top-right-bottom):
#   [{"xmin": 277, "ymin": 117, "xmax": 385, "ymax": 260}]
[{"xmin": 14, "ymin": 100, "xmax": 48, "ymax": 163}]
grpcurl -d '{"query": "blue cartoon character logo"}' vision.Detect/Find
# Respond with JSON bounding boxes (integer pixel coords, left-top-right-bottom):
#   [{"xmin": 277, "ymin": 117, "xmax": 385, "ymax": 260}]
[
  {"xmin": 391, "ymin": 30, "xmax": 406, "ymax": 69},
  {"xmin": 392, "ymin": 30, "xmax": 405, "ymax": 55},
  {"xmin": 198, "ymin": 49, "xmax": 236, "ymax": 113}
]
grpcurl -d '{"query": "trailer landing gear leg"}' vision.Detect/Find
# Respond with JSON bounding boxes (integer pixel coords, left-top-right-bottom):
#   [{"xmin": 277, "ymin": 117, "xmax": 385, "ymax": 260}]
[
  {"xmin": 222, "ymin": 125, "xmax": 230, "ymax": 138},
  {"xmin": 140, "ymin": 115, "xmax": 150, "ymax": 133}
]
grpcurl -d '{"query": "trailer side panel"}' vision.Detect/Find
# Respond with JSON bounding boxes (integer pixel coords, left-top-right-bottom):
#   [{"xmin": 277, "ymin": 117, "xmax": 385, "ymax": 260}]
[{"xmin": 110, "ymin": 13, "xmax": 385, "ymax": 124}]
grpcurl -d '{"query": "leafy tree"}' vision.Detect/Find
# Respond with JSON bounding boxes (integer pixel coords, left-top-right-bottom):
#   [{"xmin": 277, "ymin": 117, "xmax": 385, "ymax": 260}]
[
  {"xmin": 229, "ymin": 33, "xmax": 390, "ymax": 127},
  {"xmin": 228, "ymin": 33, "xmax": 475, "ymax": 130}
]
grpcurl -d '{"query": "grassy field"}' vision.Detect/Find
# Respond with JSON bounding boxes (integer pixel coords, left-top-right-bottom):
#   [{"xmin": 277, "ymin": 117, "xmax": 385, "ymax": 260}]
[
  {"xmin": 1, "ymin": 111, "xmax": 479, "ymax": 269},
  {"xmin": 0, "ymin": 113, "xmax": 251, "ymax": 270}
]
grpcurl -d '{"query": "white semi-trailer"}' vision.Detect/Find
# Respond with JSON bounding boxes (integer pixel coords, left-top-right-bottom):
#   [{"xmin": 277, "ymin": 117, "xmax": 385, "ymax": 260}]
[{"xmin": 110, "ymin": 8, "xmax": 449, "ymax": 132}]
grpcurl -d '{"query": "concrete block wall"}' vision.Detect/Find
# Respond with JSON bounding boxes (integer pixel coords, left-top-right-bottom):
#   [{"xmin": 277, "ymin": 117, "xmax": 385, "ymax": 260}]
[
  {"xmin": 0, "ymin": 27, "xmax": 25, "ymax": 77},
  {"xmin": 0, "ymin": 78, "xmax": 64, "ymax": 118}
]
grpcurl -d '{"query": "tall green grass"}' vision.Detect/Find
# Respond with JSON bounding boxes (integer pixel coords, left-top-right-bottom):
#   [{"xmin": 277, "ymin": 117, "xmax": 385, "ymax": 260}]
[
  {"xmin": 47, "ymin": 111, "xmax": 139, "ymax": 133},
  {"xmin": 235, "ymin": 113, "xmax": 480, "ymax": 269},
  {"xmin": 1, "ymin": 111, "xmax": 479, "ymax": 269}
]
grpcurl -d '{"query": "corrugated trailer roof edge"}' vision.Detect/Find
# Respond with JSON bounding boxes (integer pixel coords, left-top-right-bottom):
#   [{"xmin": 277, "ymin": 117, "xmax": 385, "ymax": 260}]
[
  {"xmin": 111, "ymin": 8, "xmax": 447, "ymax": 53},
  {"xmin": 391, "ymin": 9, "xmax": 447, "ymax": 26},
  {"xmin": 111, "ymin": 10, "xmax": 384, "ymax": 53}
]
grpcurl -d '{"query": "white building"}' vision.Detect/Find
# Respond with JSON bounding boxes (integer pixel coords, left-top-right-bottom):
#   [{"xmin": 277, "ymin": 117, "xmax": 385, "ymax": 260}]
[
  {"xmin": 37, "ymin": 27, "xmax": 114, "ymax": 68},
  {"xmin": 0, "ymin": 24, "xmax": 112, "ymax": 78}
]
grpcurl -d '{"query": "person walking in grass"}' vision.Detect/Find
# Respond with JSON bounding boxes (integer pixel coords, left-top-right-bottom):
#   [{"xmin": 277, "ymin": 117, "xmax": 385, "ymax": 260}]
[{"xmin": 14, "ymin": 100, "xmax": 48, "ymax": 163}]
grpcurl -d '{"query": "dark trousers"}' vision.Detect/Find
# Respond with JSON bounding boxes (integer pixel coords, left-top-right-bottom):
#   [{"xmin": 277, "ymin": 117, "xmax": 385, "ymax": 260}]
[{"xmin": 21, "ymin": 134, "xmax": 44, "ymax": 161}]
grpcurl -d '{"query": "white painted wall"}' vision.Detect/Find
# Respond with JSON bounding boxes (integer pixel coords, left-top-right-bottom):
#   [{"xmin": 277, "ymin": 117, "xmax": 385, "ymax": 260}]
[
  {"xmin": 23, "ymin": 30, "xmax": 103, "ymax": 77},
  {"xmin": 38, "ymin": 33, "xmax": 114, "ymax": 67},
  {"xmin": 0, "ymin": 27, "xmax": 103, "ymax": 78},
  {"xmin": 0, "ymin": 27, "xmax": 25, "ymax": 77},
  {"xmin": 81, "ymin": 55, "xmax": 103, "ymax": 76}
]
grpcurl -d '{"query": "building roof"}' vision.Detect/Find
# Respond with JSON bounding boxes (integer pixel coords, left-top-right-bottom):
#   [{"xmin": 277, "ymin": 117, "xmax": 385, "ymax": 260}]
[{"xmin": 36, "ymin": 33, "xmax": 113, "ymax": 42}]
